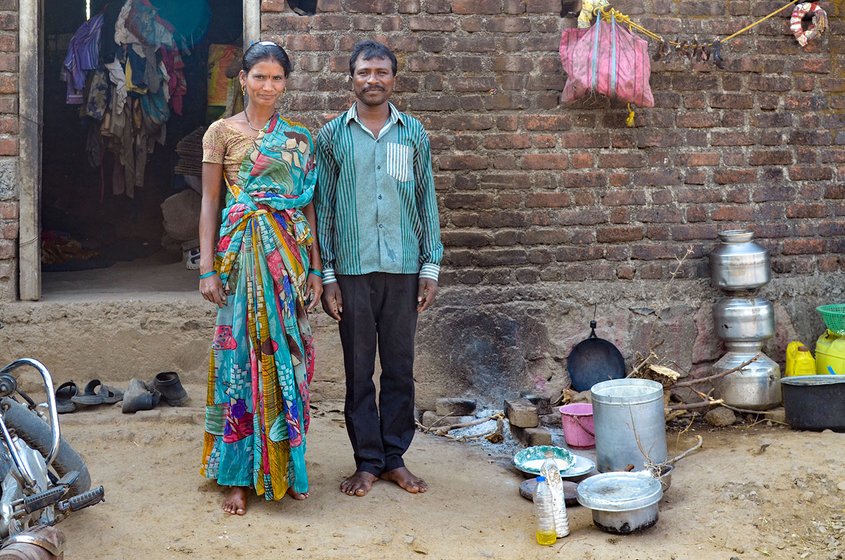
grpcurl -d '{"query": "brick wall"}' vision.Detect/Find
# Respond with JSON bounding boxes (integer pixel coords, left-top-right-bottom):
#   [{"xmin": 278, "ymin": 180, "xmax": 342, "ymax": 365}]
[
  {"xmin": 260, "ymin": 0, "xmax": 844, "ymax": 404},
  {"xmin": 0, "ymin": 0, "xmax": 17, "ymax": 300},
  {"xmin": 262, "ymin": 0, "xmax": 845, "ymax": 287}
]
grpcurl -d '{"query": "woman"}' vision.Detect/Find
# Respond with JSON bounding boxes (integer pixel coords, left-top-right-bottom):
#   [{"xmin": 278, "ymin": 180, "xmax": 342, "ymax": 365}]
[{"xmin": 198, "ymin": 41, "xmax": 321, "ymax": 515}]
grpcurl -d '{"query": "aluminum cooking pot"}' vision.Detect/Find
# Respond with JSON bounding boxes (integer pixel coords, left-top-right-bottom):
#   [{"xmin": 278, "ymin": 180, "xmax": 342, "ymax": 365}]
[
  {"xmin": 577, "ymin": 471, "xmax": 663, "ymax": 534},
  {"xmin": 567, "ymin": 320, "xmax": 626, "ymax": 392},
  {"xmin": 710, "ymin": 230, "xmax": 771, "ymax": 291},
  {"xmin": 714, "ymin": 342, "xmax": 782, "ymax": 410},
  {"xmin": 713, "ymin": 296, "xmax": 775, "ymax": 342}
]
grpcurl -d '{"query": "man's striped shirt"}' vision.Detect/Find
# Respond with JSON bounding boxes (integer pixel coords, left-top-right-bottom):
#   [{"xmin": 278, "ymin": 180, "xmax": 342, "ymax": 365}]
[{"xmin": 315, "ymin": 103, "xmax": 443, "ymax": 283}]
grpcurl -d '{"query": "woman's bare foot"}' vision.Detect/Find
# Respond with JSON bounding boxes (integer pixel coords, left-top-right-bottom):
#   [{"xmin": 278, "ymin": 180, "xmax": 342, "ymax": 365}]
[
  {"xmin": 380, "ymin": 467, "xmax": 428, "ymax": 494},
  {"xmin": 340, "ymin": 471, "xmax": 378, "ymax": 497},
  {"xmin": 222, "ymin": 486, "xmax": 248, "ymax": 515},
  {"xmin": 286, "ymin": 486, "xmax": 309, "ymax": 500}
]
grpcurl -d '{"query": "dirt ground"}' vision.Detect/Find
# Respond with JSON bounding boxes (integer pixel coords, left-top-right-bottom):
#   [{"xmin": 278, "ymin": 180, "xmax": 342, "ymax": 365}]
[{"xmin": 50, "ymin": 385, "xmax": 844, "ymax": 560}]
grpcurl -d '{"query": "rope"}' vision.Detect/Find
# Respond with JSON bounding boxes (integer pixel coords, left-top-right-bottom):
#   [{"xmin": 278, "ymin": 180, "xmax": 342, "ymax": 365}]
[{"xmin": 597, "ymin": 0, "xmax": 803, "ymax": 48}]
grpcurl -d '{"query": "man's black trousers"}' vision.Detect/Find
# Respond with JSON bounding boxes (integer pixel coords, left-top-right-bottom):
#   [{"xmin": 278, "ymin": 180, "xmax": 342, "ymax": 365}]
[{"xmin": 336, "ymin": 273, "xmax": 418, "ymax": 476}]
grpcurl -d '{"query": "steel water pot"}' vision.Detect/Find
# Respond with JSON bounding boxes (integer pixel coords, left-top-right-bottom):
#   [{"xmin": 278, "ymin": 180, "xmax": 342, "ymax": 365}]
[
  {"xmin": 710, "ymin": 230, "xmax": 771, "ymax": 291},
  {"xmin": 713, "ymin": 296, "xmax": 775, "ymax": 342},
  {"xmin": 714, "ymin": 342, "xmax": 782, "ymax": 410}
]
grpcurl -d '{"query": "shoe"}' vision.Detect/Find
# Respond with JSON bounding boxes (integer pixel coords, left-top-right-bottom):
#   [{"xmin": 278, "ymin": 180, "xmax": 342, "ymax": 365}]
[
  {"xmin": 151, "ymin": 371, "xmax": 189, "ymax": 407},
  {"xmin": 121, "ymin": 378, "xmax": 161, "ymax": 414}
]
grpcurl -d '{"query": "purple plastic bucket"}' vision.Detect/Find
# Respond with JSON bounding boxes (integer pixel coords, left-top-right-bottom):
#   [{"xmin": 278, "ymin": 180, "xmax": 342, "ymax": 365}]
[{"xmin": 559, "ymin": 403, "xmax": 595, "ymax": 449}]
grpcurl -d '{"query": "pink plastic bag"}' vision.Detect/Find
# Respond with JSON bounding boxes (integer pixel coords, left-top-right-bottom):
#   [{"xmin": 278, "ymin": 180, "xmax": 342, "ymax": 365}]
[{"xmin": 559, "ymin": 14, "xmax": 654, "ymax": 107}]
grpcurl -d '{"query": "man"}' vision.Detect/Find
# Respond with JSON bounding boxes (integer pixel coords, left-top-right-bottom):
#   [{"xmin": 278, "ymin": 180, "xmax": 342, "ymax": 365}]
[{"xmin": 315, "ymin": 40, "xmax": 443, "ymax": 497}]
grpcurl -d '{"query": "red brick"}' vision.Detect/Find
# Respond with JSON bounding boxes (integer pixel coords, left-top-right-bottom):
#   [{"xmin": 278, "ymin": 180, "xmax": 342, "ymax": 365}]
[
  {"xmin": 283, "ymin": 35, "xmax": 335, "ymax": 51},
  {"xmin": 560, "ymin": 132, "xmax": 609, "ymax": 149},
  {"xmin": 749, "ymin": 150, "xmax": 792, "ymax": 166},
  {"xmin": 441, "ymin": 231, "xmax": 493, "ymax": 247},
  {"xmin": 676, "ymin": 113, "xmax": 720, "ymax": 128},
  {"xmin": 0, "ymin": 239, "xmax": 13, "ymax": 259},
  {"xmin": 443, "ymin": 193, "xmax": 495, "ymax": 209},
  {"xmin": 483, "ymin": 134, "xmax": 530, "ymax": 150},
  {"xmin": 0, "ymin": 13, "xmax": 15, "ymax": 31},
  {"xmin": 452, "ymin": 0, "xmax": 501, "ymax": 14},
  {"xmin": 523, "ymin": 114, "xmax": 571, "ymax": 131},
  {"xmin": 0, "ymin": 221, "xmax": 17, "ymax": 239},
  {"xmin": 0, "ymin": 136, "xmax": 16, "ymax": 155},
  {"xmin": 598, "ymin": 153, "xmax": 645, "ymax": 168},
  {"xmin": 602, "ymin": 190, "xmax": 646, "ymax": 206},
  {"xmin": 0, "ymin": 201, "xmax": 15, "ymax": 219},
  {"xmin": 345, "ymin": 0, "xmax": 396, "ymax": 12},
  {"xmin": 316, "ymin": 0, "xmax": 341, "ymax": 10},
  {"xmin": 570, "ymin": 153, "xmax": 593, "ymax": 168},
  {"xmin": 409, "ymin": 17, "xmax": 457, "ymax": 31},
  {"xmin": 525, "ymin": 192, "xmax": 569, "ymax": 208},
  {"xmin": 679, "ymin": 152, "xmax": 721, "ymax": 166},
  {"xmin": 0, "ymin": 74, "xmax": 16, "ymax": 94},
  {"xmin": 596, "ymin": 226, "xmax": 644, "ymax": 243},
  {"xmin": 786, "ymin": 204, "xmax": 828, "ymax": 219},
  {"xmin": 438, "ymin": 155, "xmax": 488, "ymax": 171},
  {"xmin": 782, "ymin": 238, "xmax": 826, "ymax": 255},
  {"xmin": 710, "ymin": 206, "xmax": 755, "ymax": 221},
  {"xmin": 521, "ymin": 154, "xmax": 567, "ymax": 170}
]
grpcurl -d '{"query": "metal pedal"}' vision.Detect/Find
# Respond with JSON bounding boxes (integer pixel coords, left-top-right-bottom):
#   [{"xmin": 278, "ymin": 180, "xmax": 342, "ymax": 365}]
[
  {"xmin": 22, "ymin": 486, "xmax": 67, "ymax": 514},
  {"xmin": 58, "ymin": 485, "xmax": 105, "ymax": 513}
]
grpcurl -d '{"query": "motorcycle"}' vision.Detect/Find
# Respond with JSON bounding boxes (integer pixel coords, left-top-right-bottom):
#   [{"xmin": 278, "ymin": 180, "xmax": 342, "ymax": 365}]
[{"xmin": 0, "ymin": 359, "xmax": 104, "ymax": 558}]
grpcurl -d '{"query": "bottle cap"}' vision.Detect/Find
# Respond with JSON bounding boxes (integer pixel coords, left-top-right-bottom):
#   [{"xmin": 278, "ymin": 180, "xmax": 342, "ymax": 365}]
[
  {"xmin": 798, "ymin": 346, "xmax": 810, "ymax": 352},
  {"xmin": 536, "ymin": 476, "xmax": 546, "ymax": 482}
]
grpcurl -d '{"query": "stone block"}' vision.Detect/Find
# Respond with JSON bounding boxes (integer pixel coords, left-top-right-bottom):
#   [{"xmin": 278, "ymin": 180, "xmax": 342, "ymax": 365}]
[
  {"xmin": 540, "ymin": 412, "xmax": 561, "ymax": 427},
  {"xmin": 510, "ymin": 425, "xmax": 552, "ymax": 446},
  {"xmin": 705, "ymin": 406, "xmax": 737, "ymax": 427},
  {"xmin": 520, "ymin": 392, "xmax": 551, "ymax": 415},
  {"xmin": 504, "ymin": 398, "xmax": 539, "ymax": 428},
  {"xmin": 435, "ymin": 397, "xmax": 477, "ymax": 417}
]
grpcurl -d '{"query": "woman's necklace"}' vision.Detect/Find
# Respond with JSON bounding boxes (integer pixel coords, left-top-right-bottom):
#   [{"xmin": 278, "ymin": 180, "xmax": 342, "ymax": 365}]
[{"xmin": 244, "ymin": 111, "xmax": 276, "ymax": 132}]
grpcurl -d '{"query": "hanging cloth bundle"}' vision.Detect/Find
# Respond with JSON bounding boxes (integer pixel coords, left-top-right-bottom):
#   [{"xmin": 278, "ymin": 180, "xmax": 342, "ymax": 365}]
[{"xmin": 559, "ymin": 12, "xmax": 654, "ymax": 108}]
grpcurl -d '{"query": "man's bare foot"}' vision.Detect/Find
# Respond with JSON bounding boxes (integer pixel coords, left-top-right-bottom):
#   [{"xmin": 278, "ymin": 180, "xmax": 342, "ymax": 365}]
[
  {"xmin": 222, "ymin": 486, "xmax": 248, "ymax": 515},
  {"xmin": 340, "ymin": 471, "xmax": 378, "ymax": 497},
  {"xmin": 380, "ymin": 467, "xmax": 428, "ymax": 494},
  {"xmin": 286, "ymin": 486, "xmax": 309, "ymax": 500}
]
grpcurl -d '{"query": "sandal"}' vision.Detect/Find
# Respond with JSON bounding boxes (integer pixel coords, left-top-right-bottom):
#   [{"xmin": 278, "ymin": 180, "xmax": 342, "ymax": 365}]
[
  {"xmin": 55, "ymin": 381, "xmax": 78, "ymax": 414},
  {"xmin": 71, "ymin": 379, "xmax": 124, "ymax": 407}
]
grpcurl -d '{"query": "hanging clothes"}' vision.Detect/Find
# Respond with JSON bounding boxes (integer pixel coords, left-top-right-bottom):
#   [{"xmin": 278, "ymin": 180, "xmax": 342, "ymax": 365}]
[
  {"xmin": 62, "ymin": 13, "xmax": 105, "ymax": 104},
  {"xmin": 161, "ymin": 47, "xmax": 187, "ymax": 115}
]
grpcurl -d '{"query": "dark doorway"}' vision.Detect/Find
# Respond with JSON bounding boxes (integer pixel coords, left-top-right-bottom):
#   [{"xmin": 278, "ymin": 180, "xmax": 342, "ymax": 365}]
[{"xmin": 41, "ymin": 0, "xmax": 243, "ymax": 289}]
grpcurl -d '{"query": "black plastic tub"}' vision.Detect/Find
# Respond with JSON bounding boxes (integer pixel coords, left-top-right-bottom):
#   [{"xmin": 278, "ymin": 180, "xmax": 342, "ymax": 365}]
[{"xmin": 780, "ymin": 375, "xmax": 845, "ymax": 432}]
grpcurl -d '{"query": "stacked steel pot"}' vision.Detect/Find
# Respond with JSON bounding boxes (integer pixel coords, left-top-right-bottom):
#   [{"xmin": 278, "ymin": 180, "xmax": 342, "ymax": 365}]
[{"xmin": 710, "ymin": 230, "xmax": 781, "ymax": 409}]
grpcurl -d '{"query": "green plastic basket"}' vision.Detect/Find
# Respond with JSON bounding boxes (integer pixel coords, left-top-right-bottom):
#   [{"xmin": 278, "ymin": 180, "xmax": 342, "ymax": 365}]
[{"xmin": 817, "ymin": 304, "xmax": 845, "ymax": 335}]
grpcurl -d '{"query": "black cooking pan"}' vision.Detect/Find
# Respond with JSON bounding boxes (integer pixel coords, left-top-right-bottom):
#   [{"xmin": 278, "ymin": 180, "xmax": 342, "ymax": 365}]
[{"xmin": 567, "ymin": 320, "xmax": 626, "ymax": 392}]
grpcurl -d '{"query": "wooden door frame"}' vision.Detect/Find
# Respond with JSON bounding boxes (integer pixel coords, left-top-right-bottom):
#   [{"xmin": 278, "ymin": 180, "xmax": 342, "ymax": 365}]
[{"xmin": 17, "ymin": 0, "xmax": 260, "ymax": 300}]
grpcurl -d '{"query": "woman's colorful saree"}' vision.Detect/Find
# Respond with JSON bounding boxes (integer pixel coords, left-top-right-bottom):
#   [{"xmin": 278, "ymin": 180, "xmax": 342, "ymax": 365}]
[{"xmin": 201, "ymin": 115, "xmax": 316, "ymax": 500}]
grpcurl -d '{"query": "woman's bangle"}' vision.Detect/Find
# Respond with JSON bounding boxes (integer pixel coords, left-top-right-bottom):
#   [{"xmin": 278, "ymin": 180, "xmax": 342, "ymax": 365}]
[
  {"xmin": 199, "ymin": 270, "xmax": 218, "ymax": 280},
  {"xmin": 308, "ymin": 269, "xmax": 323, "ymax": 278}
]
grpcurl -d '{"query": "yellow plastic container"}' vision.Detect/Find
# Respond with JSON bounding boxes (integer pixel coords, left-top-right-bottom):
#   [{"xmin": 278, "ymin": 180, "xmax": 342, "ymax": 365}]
[
  {"xmin": 794, "ymin": 346, "xmax": 816, "ymax": 376},
  {"xmin": 785, "ymin": 341, "xmax": 802, "ymax": 377},
  {"xmin": 815, "ymin": 330, "xmax": 845, "ymax": 376}
]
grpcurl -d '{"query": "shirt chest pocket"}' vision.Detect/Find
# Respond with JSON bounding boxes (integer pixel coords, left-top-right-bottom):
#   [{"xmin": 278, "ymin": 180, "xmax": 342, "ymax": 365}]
[{"xmin": 385, "ymin": 142, "xmax": 413, "ymax": 183}]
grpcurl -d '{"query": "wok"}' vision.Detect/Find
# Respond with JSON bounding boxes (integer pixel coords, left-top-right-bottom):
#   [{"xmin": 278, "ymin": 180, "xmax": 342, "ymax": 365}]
[{"xmin": 567, "ymin": 320, "xmax": 626, "ymax": 392}]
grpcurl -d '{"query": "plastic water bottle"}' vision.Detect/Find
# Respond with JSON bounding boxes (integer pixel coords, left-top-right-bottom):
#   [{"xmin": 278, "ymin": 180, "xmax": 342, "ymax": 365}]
[
  {"xmin": 540, "ymin": 451, "xmax": 570, "ymax": 538},
  {"xmin": 533, "ymin": 476, "xmax": 557, "ymax": 546}
]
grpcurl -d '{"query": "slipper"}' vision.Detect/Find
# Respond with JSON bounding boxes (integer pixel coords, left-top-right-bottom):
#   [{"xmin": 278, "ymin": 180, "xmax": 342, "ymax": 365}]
[
  {"xmin": 55, "ymin": 381, "xmax": 78, "ymax": 414},
  {"xmin": 71, "ymin": 379, "xmax": 124, "ymax": 406},
  {"xmin": 122, "ymin": 378, "xmax": 160, "ymax": 414}
]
